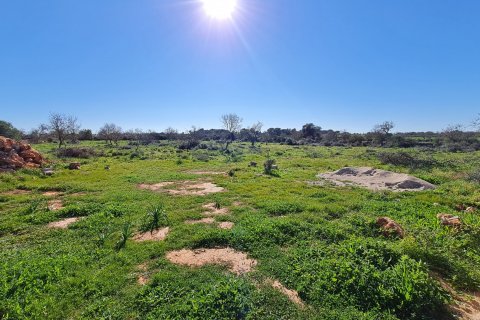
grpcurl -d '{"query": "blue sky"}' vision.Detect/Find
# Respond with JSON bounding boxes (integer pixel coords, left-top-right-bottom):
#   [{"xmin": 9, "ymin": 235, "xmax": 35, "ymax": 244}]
[{"xmin": 1, "ymin": 0, "xmax": 479, "ymax": 133}]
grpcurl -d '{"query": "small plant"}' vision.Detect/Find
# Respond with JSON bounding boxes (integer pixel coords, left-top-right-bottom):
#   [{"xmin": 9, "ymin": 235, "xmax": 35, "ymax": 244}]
[
  {"xmin": 96, "ymin": 227, "xmax": 113, "ymax": 247},
  {"xmin": 115, "ymin": 222, "xmax": 132, "ymax": 251},
  {"xmin": 23, "ymin": 198, "xmax": 44, "ymax": 215},
  {"xmin": 263, "ymin": 159, "xmax": 277, "ymax": 175},
  {"xmin": 142, "ymin": 205, "xmax": 169, "ymax": 233}
]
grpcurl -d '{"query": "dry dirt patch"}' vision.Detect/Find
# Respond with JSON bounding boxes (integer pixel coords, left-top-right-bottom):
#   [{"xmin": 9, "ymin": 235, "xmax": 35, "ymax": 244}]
[
  {"xmin": 42, "ymin": 191, "xmax": 62, "ymax": 197},
  {"xmin": 188, "ymin": 170, "xmax": 226, "ymax": 176},
  {"xmin": 202, "ymin": 203, "xmax": 229, "ymax": 216},
  {"xmin": 133, "ymin": 227, "xmax": 170, "ymax": 242},
  {"xmin": 434, "ymin": 275, "xmax": 480, "ymax": 320},
  {"xmin": 316, "ymin": 167, "xmax": 436, "ymax": 192},
  {"xmin": 218, "ymin": 222, "xmax": 235, "ymax": 230},
  {"xmin": 138, "ymin": 181, "xmax": 224, "ymax": 196},
  {"xmin": 47, "ymin": 200, "xmax": 64, "ymax": 211},
  {"xmin": 2, "ymin": 189, "xmax": 31, "ymax": 196},
  {"xmin": 47, "ymin": 217, "xmax": 81, "ymax": 229},
  {"xmin": 269, "ymin": 279, "xmax": 304, "ymax": 307},
  {"xmin": 185, "ymin": 217, "xmax": 216, "ymax": 225},
  {"xmin": 166, "ymin": 248, "xmax": 257, "ymax": 275}
]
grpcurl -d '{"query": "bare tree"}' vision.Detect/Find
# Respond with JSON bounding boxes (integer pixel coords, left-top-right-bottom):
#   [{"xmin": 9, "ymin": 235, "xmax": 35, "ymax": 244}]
[
  {"xmin": 49, "ymin": 113, "xmax": 80, "ymax": 148},
  {"xmin": 371, "ymin": 121, "xmax": 395, "ymax": 146},
  {"xmin": 164, "ymin": 127, "xmax": 178, "ymax": 140},
  {"xmin": 98, "ymin": 123, "xmax": 122, "ymax": 145},
  {"xmin": 248, "ymin": 122, "xmax": 263, "ymax": 146},
  {"xmin": 473, "ymin": 114, "xmax": 480, "ymax": 131},
  {"xmin": 221, "ymin": 113, "xmax": 242, "ymax": 150},
  {"xmin": 67, "ymin": 116, "xmax": 81, "ymax": 143}
]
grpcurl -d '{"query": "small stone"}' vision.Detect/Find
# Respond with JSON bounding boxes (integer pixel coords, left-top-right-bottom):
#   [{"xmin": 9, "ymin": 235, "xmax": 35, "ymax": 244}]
[{"xmin": 376, "ymin": 217, "xmax": 405, "ymax": 238}]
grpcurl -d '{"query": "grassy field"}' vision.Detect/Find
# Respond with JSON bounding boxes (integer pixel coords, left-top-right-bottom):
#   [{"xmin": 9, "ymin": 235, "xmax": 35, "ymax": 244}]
[{"xmin": 1, "ymin": 141, "xmax": 480, "ymax": 319}]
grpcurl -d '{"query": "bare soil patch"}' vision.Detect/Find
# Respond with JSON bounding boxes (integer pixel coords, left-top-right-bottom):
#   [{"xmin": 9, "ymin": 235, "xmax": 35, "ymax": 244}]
[
  {"xmin": 138, "ymin": 181, "xmax": 224, "ymax": 196},
  {"xmin": 188, "ymin": 170, "xmax": 226, "ymax": 176},
  {"xmin": 435, "ymin": 275, "xmax": 480, "ymax": 320},
  {"xmin": 218, "ymin": 222, "xmax": 235, "ymax": 230},
  {"xmin": 269, "ymin": 280, "xmax": 305, "ymax": 307},
  {"xmin": 202, "ymin": 203, "xmax": 229, "ymax": 216},
  {"xmin": 2, "ymin": 189, "xmax": 31, "ymax": 196},
  {"xmin": 42, "ymin": 191, "xmax": 62, "ymax": 197},
  {"xmin": 316, "ymin": 167, "xmax": 435, "ymax": 192},
  {"xmin": 47, "ymin": 200, "xmax": 64, "ymax": 211},
  {"xmin": 47, "ymin": 217, "xmax": 81, "ymax": 229},
  {"xmin": 137, "ymin": 182, "xmax": 174, "ymax": 191},
  {"xmin": 166, "ymin": 248, "xmax": 257, "ymax": 275},
  {"xmin": 185, "ymin": 217, "xmax": 216, "ymax": 225},
  {"xmin": 136, "ymin": 263, "xmax": 150, "ymax": 285},
  {"xmin": 133, "ymin": 227, "xmax": 170, "ymax": 242}
]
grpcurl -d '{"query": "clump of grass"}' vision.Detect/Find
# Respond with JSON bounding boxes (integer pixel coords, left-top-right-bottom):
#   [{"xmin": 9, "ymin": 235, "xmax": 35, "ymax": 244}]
[
  {"xmin": 115, "ymin": 222, "xmax": 132, "ymax": 251},
  {"xmin": 467, "ymin": 169, "xmax": 480, "ymax": 184},
  {"xmin": 23, "ymin": 198, "xmax": 45, "ymax": 215},
  {"xmin": 263, "ymin": 159, "xmax": 277, "ymax": 175},
  {"xmin": 141, "ymin": 204, "xmax": 169, "ymax": 233}
]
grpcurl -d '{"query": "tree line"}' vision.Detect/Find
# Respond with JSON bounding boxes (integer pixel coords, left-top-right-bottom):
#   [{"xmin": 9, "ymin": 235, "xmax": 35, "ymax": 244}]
[{"xmin": 1, "ymin": 113, "xmax": 480, "ymax": 152}]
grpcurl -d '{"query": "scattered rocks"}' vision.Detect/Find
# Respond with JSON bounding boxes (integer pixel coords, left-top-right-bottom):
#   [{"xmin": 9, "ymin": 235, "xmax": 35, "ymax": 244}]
[
  {"xmin": 47, "ymin": 217, "xmax": 81, "ymax": 229},
  {"xmin": 376, "ymin": 217, "xmax": 405, "ymax": 238},
  {"xmin": 437, "ymin": 214, "xmax": 462, "ymax": 227},
  {"xmin": 166, "ymin": 248, "xmax": 257, "ymax": 275},
  {"xmin": 68, "ymin": 162, "xmax": 81, "ymax": 170},
  {"xmin": 0, "ymin": 136, "xmax": 45, "ymax": 170},
  {"xmin": 133, "ymin": 227, "xmax": 170, "ymax": 242},
  {"xmin": 465, "ymin": 207, "xmax": 476, "ymax": 213},
  {"xmin": 42, "ymin": 168, "xmax": 54, "ymax": 176},
  {"xmin": 317, "ymin": 167, "xmax": 436, "ymax": 192}
]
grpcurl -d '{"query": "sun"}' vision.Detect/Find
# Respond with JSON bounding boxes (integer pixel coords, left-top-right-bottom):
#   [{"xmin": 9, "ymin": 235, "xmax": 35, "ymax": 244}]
[{"xmin": 202, "ymin": 0, "xmax": 238, "ymax": 20}]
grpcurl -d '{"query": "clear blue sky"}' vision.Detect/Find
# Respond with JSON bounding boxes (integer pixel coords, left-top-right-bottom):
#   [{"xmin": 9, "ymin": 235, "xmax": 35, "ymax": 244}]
[{"xmin": 1, "ymin": 0, "xmax": 479, "ymax": 133}]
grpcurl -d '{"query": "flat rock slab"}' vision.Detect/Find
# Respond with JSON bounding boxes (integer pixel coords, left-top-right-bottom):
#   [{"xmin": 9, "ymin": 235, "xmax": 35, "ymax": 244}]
[
  {"xmin": 133, "ymin": 227, "xmax": 170, "ymax": 242},
  {"xmin": 47, "ymin": 217, "xmax": 81, "ymax": 229},
  {"xmin": 316, "ymin": 167, "xmax": 435, "ymax": 192},
  {"xmin": 166, "ymin": 248, "xmax": 257, "ymax": 275}
]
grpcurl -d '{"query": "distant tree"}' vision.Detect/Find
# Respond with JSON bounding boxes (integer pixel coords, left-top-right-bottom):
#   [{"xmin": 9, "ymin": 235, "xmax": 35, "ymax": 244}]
[
  {"xmin": 473, "ymin": 114, "xmax": 480, "ymax": 131},
  {"xmin": 164, "ymin": 127, "xmax": 178, "ymax": 140},
  {"xmin": 302, "ymin": 123, "xmax": 321, "ymax": 141},
  {"xmin": 28, "ymin": 124, "xmax": 49, "ymax": 143},
  {"xmin": 48, "ymin": 113, "xmax": 80, "ymax": 148},
  {"xmin": 373, "ymin": 121, "xmax": 395, "ymax": 135},
  {"xmin": 78, "ymin": 129, "xmax": 93, "ymax": 141},
  {"xmin": 0, "ymin": 120, "xmax": 22, "ymax": 139},
  {"xmin": 247, "ymin": 122, "xmax": 263, "ymax": 146},
  {"xmin": 98, "ymin": 123, "xmax": 122, "ymax": 145},
  {"xmin": 442, "ymin": 124, "xmax": 464, "ymax": 144},
  {"xmin": 221, "ymin": 113, "xmax": 242, "ymax": 151},
  {"xmin": 371, "ymin": 121, "xmax": 395, "ymax": 146}
]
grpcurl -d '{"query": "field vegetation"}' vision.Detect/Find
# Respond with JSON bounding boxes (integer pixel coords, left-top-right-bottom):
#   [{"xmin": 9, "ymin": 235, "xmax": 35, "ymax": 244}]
[{"xmin": 1, "ymin": 138, "xmax": 480, "ymax": 319}]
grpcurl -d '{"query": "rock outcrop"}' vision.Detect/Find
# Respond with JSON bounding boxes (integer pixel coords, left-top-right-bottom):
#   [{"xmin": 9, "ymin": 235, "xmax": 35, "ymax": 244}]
[{"xmin": 0, "ymin": 136, "xmax": 45, "ymax": 170}]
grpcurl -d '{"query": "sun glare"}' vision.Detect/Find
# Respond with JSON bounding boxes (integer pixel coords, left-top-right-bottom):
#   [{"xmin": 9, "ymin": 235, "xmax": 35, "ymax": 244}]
[{"xmin": 202, "ymin": 0, "xmax": 238, "ymax": 20}]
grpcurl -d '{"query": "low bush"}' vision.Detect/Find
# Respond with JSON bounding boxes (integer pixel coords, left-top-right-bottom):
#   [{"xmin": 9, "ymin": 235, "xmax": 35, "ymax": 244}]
[
  {"xmin": 377, "ymin": 152, "xmax": 437, "ymax": 170},
  {"xmin": 56, "ymin": 148, "xmax": 97, "ymax": 158}
]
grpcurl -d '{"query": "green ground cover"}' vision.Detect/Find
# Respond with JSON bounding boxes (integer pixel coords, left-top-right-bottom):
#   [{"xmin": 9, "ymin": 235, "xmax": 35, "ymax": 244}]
[{"xmin": 1, "ymin": 142, "xmax": 479, "ymax": 319}]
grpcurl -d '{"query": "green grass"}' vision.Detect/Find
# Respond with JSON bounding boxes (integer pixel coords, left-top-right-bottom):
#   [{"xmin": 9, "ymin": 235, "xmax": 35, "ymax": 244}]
[{"xmin": 1, "ymin": 141, "xmax": 479, "ymax": 319}]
